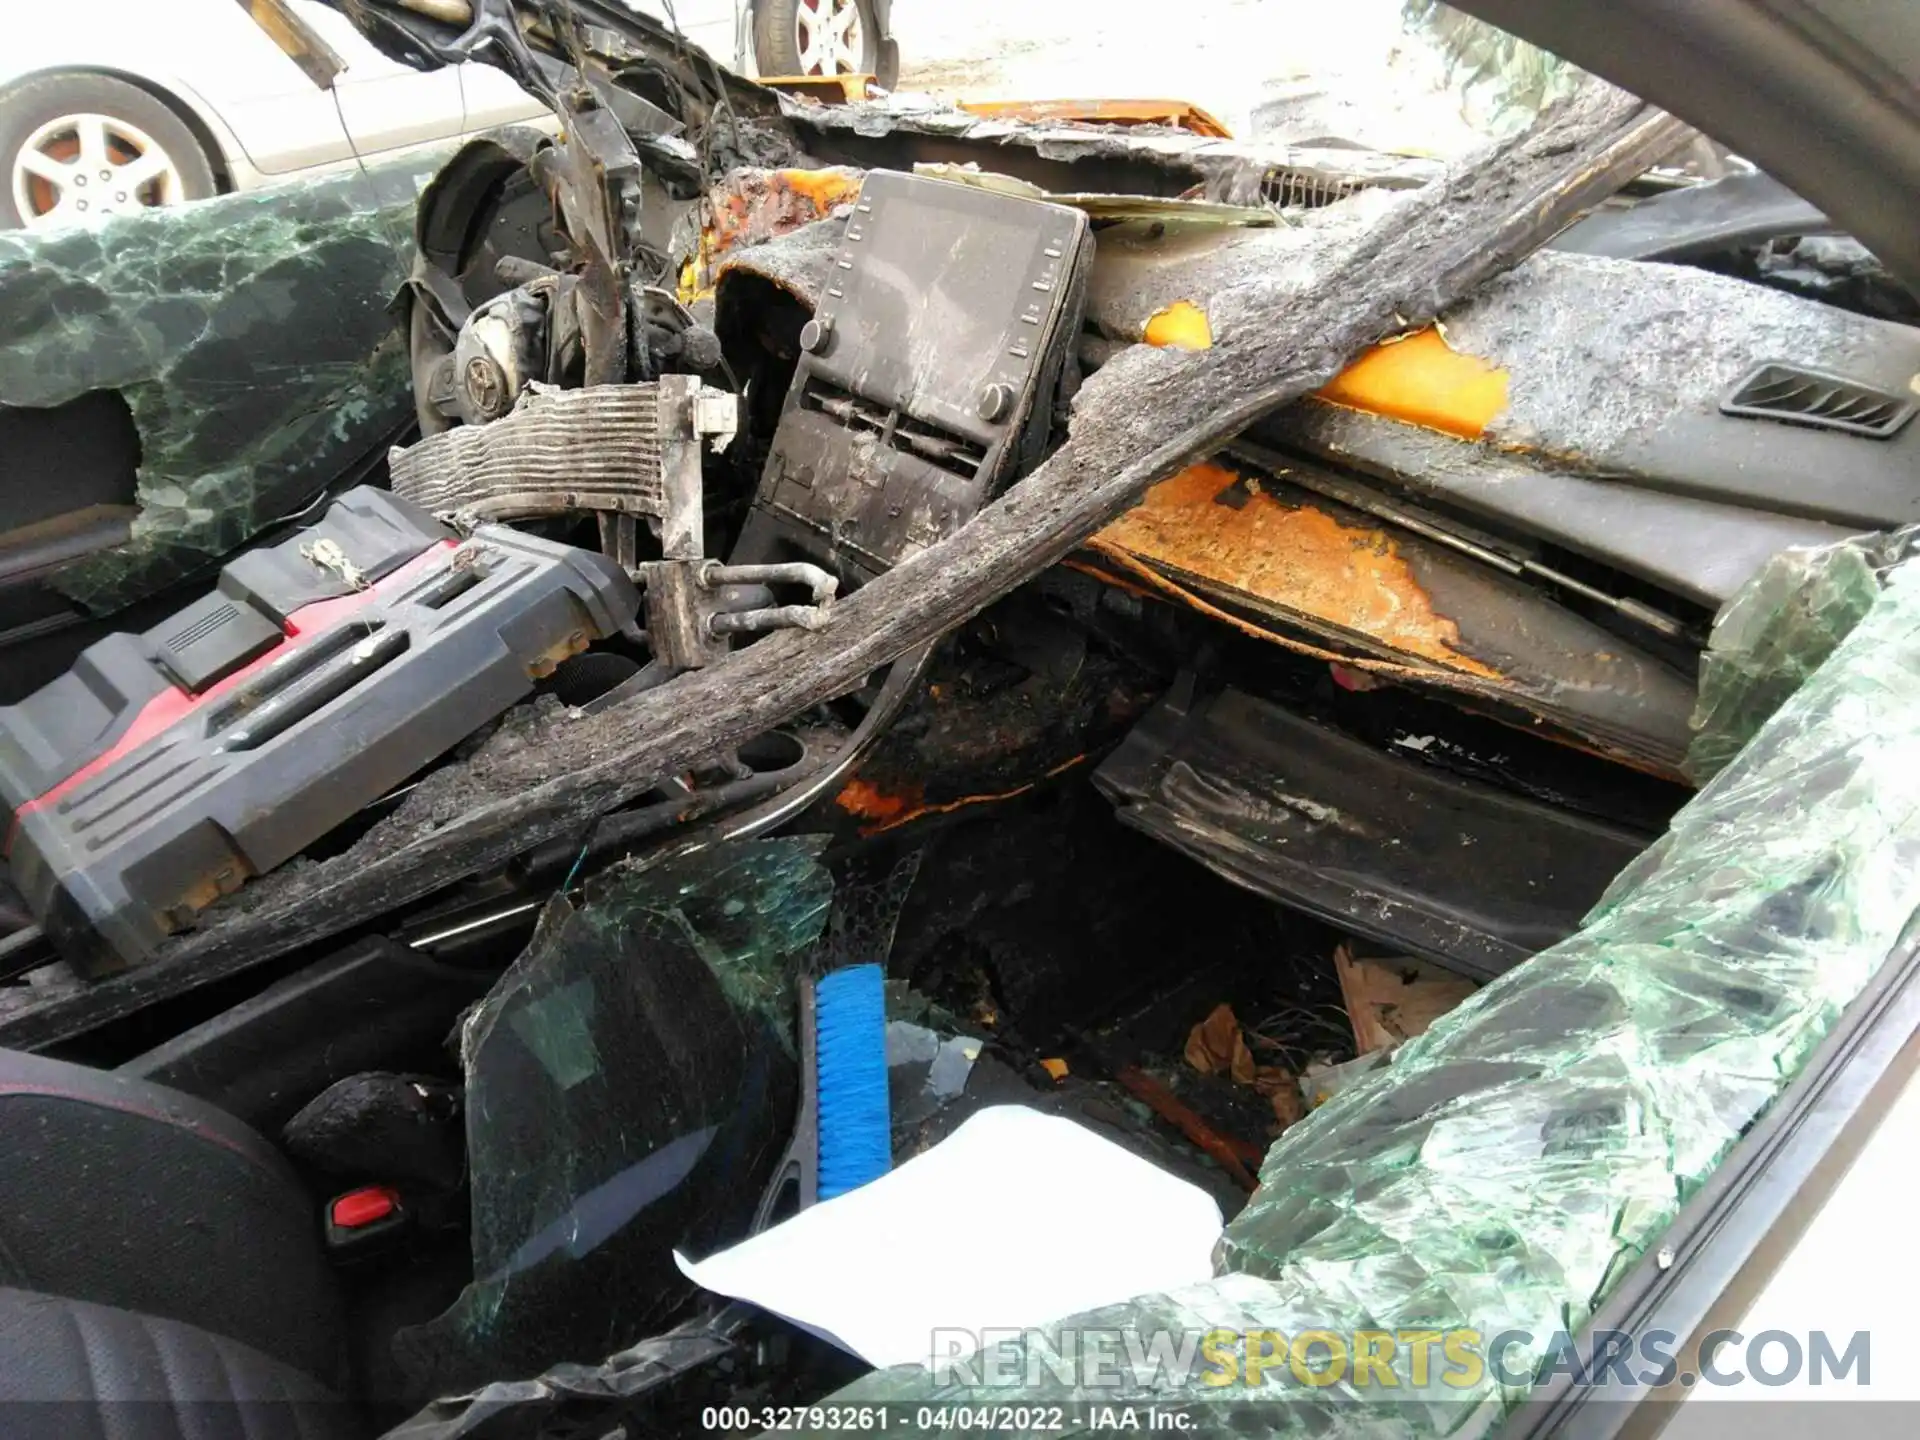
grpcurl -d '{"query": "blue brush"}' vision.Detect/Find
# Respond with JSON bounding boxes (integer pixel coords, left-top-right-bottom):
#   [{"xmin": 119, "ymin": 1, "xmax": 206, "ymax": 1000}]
[{"xmin": 813, "ymin": 963, "xmax": 892, "ymax": 1200}]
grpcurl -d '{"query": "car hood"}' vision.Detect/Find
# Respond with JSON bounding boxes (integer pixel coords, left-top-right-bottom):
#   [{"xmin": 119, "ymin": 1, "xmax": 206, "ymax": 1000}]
[{"xmin": 1452, "ymin": 0, "xmax": 1920, "ymax": 296}]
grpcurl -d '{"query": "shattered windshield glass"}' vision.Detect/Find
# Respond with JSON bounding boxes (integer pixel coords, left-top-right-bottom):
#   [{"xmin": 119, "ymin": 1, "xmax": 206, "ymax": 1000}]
[
  {"xmin": 396, "ymin": 838, "xmax": 830, "ymax": 1393},
  {"xmin": 1400, "ymin": 0, "xmax": 1582, "ymax": 134},
  {"xmin": 1687, "ymin": 527, "xmax": 1920, "ymax": 782},
  {"xmin": 0, "ymin": 155, "xmax": 428, "ymax": 612}
]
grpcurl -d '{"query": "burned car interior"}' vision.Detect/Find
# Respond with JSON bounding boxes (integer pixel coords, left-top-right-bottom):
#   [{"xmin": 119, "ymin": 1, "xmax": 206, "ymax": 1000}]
[{"xmin": 3, "ymin": 0, "xmax": 1920, "ymax": 1435}]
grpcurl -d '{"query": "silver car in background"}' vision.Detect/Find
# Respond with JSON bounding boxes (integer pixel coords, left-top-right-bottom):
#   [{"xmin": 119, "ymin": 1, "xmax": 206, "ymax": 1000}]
[{"xmin": 0, "ymin": 0, "xmax": 889, "ymax": 230}]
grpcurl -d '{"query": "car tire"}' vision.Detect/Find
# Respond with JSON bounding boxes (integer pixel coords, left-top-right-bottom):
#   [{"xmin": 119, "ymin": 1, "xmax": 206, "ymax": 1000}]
[
  {"xmin": 752, "ymin": 0, "xmax": 882, "ymax": 79},
  {"xmin": 0, "ymin": 72, "xmax": 218, "ymax": 231}
]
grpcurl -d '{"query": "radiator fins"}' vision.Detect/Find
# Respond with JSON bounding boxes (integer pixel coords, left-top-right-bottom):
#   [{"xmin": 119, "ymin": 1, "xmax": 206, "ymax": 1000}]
[{"xmin": 390, "ymin": 384, "xmax": 668, "ymax": 522}]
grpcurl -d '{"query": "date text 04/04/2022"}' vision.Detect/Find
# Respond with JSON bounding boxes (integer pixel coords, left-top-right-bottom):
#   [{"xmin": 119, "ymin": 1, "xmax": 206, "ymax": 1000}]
[{"xmin": 700, "ymin": 1404, "xmax": 1197, "ymax": 1430}]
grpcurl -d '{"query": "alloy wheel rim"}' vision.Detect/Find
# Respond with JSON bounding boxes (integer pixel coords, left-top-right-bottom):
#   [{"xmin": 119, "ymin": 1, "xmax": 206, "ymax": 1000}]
[
  {"xmin": 794, "ymin": 0, "xmax": 865, "ymax": 75},
  {"xmin": 11, "ymin": 112, "xmax": 185, "ymax": 228}
]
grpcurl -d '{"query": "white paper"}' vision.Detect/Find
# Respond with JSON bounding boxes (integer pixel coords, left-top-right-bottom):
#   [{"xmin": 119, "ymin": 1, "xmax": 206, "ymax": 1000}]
[{"xmin": 676, "ymin": 1104, "xmax": 1223, "ymax": 1370}]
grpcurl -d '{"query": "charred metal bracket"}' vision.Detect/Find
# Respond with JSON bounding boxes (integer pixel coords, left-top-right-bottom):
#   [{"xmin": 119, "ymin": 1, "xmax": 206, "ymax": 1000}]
[
  {"xmin": 529, "ymin": 91, "xmax": 644, "ymax": 387},
  {"xmin": 630, "ymin": 286, "xmax": 724, "ymax": 381},
  {"xmin": 642, "ymin": 374, "xmax": 834, "ymax": 670}
]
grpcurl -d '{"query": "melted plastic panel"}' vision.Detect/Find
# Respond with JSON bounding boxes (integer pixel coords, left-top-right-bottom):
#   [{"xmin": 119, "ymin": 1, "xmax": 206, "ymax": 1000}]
[
  {"xmin": 1686, "ymin": 529, "xmax": 1917, "ymax": 782},
  {"xmin": 0, "ymin": 158, "xmax": 432, "ymax": 613},
  {"xmin": 815, "ymin": 559, "xmax": 1920, "ymax": 1434},
  {"xmin": 395, "ymin": 840, "xmax": 829, "ymax": 1393}
]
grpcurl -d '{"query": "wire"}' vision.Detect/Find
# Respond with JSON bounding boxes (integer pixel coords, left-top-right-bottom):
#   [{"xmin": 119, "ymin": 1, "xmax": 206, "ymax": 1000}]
[
  {"xmin": 558, "ymin": 817, "xmax": 599, "ymax": 893},
  {"xmin": 661, "ymin": 0, "xmax": 746, "ymax": 183},
  {"xmin": 550, "ymin": 0, "xmax": 591, "ymax": 82},
  {"xmin": 327, "ymin": 75, "xmax": 414, "ymax": 272}
]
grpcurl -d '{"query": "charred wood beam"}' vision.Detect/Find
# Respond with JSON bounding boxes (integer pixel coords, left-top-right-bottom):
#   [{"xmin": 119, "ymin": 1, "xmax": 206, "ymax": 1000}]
[
  {"xmin": 0, "ymin": 85, "xmax": 1689, "ymax": 1050},
  {"xmin": 236, "ymin": 0, "xmax": 348, "ymax": 89}
]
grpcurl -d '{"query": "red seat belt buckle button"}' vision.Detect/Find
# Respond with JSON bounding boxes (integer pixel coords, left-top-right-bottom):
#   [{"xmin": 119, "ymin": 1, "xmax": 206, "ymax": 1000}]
[{"xmin": 329, "ymin": 1186, "xmax": 401, "ymax": 1230}]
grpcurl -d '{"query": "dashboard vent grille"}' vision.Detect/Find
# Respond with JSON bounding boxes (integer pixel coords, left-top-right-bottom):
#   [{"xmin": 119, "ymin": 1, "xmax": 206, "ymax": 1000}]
[{"xmin": 1721, "ymin": 363, "xmax": 1915, "ymax": 438}]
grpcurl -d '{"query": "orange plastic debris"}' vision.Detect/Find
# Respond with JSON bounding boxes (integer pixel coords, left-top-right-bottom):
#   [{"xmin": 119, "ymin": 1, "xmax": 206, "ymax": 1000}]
[
  {"xmin": 1143, "ymin": 300, "xmax": 1214, "ymax": 351},
  {"xmin": 1316, "ymin": 326, "xmax": 1510, "ymax": 439},
  {"xmin": 957, "ymin": 98, "xmax": 1232, "ymax": 138},
  {"xmin": 759, "ymin": 74, "xmax": 878, "ymax": 104},
  {"xmin": 833, "ymin": 776, "xmax": 913, "ymax": 824},
  {"xmin": 1094, "ymin": 461, "xmax": 1497, "ymax": 676}
]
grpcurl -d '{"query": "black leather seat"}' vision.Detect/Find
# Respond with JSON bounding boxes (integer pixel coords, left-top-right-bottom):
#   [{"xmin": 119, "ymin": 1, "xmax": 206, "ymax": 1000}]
[
  {"xmin": 0, "ymin": 1048, "xmax": 363, "ymax": 1439},
  {"xmin": 0, "ymin": 1288, "xmax": 361, "ymax": 1440}
]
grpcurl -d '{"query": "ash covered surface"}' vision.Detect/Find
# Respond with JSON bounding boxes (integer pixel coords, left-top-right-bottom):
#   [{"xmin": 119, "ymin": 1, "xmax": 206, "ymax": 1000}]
[{"xmin": 1444, "ymin": 249, "xmax": 1912, "ymax": 455}]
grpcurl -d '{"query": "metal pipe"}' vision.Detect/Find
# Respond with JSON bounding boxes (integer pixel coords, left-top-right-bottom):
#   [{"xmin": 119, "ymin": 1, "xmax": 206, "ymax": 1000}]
[
  {"xmin": 709, "ymin": 605, "xmax": 832, "ymax": 636},
  {"xmin": 700, "ymin": 561, "xmax": 840, "ymax": 606}
]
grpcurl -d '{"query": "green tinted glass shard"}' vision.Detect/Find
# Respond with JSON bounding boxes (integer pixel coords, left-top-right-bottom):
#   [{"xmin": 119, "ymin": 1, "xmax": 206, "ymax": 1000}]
[
  {"xmin": 1686, "ymin": 527, "xmax": 1919, "ymax": 783},
  {"xmin": 0, "ymin": 154, "xmax": 437, "ymax": 613},
  {"xmin": 400, "ymin": 838, "xmax": 828, "ymax": 1393},
  {"xmin": 1402, "ymin": 0, "xmax": 1584, "ymax": 134}
]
